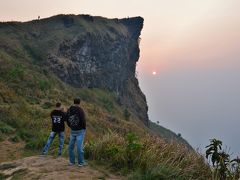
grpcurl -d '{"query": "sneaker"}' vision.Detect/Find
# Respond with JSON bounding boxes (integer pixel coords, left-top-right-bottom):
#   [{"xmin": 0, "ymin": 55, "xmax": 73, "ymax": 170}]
[
  {"xmin": 78, "ymin": 162, "xmax": 88, "ymax": 167},
  {"xmin": 41, "ymin": 152, "xmax": 47, "ymax": 156},
  {"xmin": 69, "ymin": 162, "xmax": 75, "ymax": 166}
]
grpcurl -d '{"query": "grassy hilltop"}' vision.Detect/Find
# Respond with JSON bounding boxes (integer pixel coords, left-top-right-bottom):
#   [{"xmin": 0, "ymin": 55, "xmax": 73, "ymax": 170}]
[{"xmin": 0, "ymin": 14, "xmax": 211, "ymax": 179}]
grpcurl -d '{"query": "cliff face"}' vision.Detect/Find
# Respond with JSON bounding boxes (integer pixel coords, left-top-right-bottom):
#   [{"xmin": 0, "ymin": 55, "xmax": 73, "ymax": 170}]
[
  {"xmin": 0, "ymin": 15, "xmax": 149, "ymax": 125},
  {"xmin": 49, "ymin": 16, "xmax": 148, "ymax": 124}
]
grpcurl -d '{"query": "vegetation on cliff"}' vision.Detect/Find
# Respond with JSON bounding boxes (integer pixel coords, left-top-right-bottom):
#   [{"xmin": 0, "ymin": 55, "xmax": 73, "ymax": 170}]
[{"xmin": 0, "ymin": 14, "xmax": 212, "ymax": 179}]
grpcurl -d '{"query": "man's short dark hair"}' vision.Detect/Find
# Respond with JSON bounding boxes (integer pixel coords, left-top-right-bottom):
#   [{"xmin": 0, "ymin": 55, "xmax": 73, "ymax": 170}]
[
  {"xmin": 74, "ymin": 98, "xmax": 81, "ymax": 105},
  {"xmin": 56, "ymin": 102, "xmax": 61, "ymax": 108}
]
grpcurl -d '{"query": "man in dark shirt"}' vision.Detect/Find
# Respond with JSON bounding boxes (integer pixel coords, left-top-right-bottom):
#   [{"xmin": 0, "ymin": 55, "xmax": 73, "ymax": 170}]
[
  {"xmin": 66, "ymin": 98, "xmax": 86, "ymax": 166},
  {"xmin": 42, "ymin": 102, "xmax": 66, "ymax": 156}
]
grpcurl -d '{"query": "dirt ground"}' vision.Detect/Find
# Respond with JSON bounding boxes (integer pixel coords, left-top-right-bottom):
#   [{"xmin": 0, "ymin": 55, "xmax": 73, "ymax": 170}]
[
  {"xmin": 0, "ymin": 156, "xmax": 123, "ymax": 180},
  {"xmin": 0, "ymin": 139, "xmax": 25, "ymax": 163}
]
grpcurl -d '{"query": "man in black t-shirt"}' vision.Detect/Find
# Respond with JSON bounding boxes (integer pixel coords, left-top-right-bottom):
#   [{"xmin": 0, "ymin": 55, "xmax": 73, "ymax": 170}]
[
  {"xmin": 67, "ymin": 98, "xmax": 86, "ymax": 166},
  {"xmin": 42, "ymin": 102, "xmax": 66, "ymax": 156}
]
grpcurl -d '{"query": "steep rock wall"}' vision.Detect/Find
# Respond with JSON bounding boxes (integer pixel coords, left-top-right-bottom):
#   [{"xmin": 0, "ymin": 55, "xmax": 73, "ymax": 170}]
[{"xmin": 0, "ymin": 14, "xmax": 149, "ymax": 125}]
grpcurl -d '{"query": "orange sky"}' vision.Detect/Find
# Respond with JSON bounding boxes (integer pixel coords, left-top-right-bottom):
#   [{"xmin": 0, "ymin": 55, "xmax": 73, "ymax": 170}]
[{"xmin": 1, "ymin": 0, "xmax": 240, "ymax": 74}]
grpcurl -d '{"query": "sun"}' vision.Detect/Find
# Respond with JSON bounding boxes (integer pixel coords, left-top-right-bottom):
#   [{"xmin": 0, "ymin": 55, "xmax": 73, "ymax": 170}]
[{"xmin": 152, "ymin": 71, "xmax": 157, "ymax": 75}]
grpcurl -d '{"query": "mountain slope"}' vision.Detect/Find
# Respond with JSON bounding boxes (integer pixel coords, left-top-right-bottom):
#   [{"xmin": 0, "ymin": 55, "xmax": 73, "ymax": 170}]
[{"xmin": 0, "ymin": 14, "xmax": 212, "ymax": 179}]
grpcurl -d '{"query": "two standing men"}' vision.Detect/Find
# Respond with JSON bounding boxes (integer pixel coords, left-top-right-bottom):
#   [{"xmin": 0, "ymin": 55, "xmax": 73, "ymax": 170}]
[{"xmin": 42, "ymin": 98, "xmax": 86, "ymax": 166}]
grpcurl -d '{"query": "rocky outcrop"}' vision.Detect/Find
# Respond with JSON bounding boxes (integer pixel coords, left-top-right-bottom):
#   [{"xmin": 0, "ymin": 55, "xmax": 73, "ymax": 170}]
[{"xmin": 44, "ymin": 15, "xmax": 149, "ymax": 125}]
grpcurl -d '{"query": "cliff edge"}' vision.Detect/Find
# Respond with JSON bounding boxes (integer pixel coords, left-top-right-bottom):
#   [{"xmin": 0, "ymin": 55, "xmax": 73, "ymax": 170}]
[{"xmin": 0, "ymin": 14, "xmax": 148, "ymax": 125}]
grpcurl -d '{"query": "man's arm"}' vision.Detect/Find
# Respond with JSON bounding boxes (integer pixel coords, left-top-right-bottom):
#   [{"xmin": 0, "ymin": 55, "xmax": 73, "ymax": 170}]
[
  {"xmin": 79, "ymin": 108, "xmax": 86, "ymax": 129},
  {"xmin": 62, "ymin": 111, "xmax": 67, "ymax": 122},
  {"xmin": 65, "ymin": 108, "xmax": 71, "ymax": 127}
]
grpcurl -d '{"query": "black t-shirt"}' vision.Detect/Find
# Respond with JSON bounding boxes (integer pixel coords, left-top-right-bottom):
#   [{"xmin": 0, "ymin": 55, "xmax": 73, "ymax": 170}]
[
  {"xmin": 51, "ymin": 109, "xmax": 66, "ymax": 132},
  {"xmin": 66, "ymin": 106, "xmax": 86, "ymax": 131}
]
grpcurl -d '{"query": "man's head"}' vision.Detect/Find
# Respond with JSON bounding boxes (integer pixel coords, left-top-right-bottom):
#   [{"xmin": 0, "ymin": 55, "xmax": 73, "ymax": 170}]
[
  {"xmin": 56, "ymin": 102, "xmax": 61, "ymax": 108},
  {"xmin": 74, "ymin": 98, "xmax": 81, "ymax": 105}
]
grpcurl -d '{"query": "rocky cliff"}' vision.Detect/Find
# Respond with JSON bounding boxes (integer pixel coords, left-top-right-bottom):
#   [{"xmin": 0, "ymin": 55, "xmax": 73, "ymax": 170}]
[{"xmin": 0, "ymin": 14, "xmax": 149, "ymax": 125}]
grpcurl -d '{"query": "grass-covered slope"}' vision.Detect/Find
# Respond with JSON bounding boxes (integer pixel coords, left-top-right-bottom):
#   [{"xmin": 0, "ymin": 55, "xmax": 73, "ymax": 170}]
[
  {"xmin": 149, "ymin": 121, "xmax": 193, "ymax": 149},
  {"xmin": 0, "ymin": 14, "xmax": 212, "ymax": 179}
]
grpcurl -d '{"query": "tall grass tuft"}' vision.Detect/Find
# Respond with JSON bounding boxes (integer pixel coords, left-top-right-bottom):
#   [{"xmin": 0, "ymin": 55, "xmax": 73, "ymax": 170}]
[{"xmin": 85, "ymin": 132, "xmax": 211, "ymax": 179}]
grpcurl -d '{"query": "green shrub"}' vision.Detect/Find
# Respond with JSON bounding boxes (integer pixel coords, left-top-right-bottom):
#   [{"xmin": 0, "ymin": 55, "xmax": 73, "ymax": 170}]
[
  {"xmin": 17, "ymin": 129, "xmax": 32, "ymax": 141},
  {"xmin": 205, "ymin": 138, "xmax": 240, "ymax": 179},
  {"xmin": 10, "ymin": 135, "xmax": 21, "ymax": 143},
  {"xmin": 125, "ymin": 133, "xmax": 142, "ymax": 169},
  {"xmin": 85, "ymin": 133, "xmax": 126, "ymax": 168},
  {"xmin": 38, "ymin": 80, "xmax": 51, "ymax": 91},
  {"xmin": 123, "ymin": 108, "xmax": 131, "ymax": 121},
  {"xmin": 26, "ymin": 96, "xmax": 40, "ymax": 105},
  {"xmin": 78, "ymin": 88, "xmax": 92, "ymax": 102},
  {"xmin": 23, "ymin": 44, "xmax": 43, "ymax": 61},
  {"xmin": 25, "ymin": 135, "xmax": 46, "ymax": 150},
  {"xmin": 9, "ymin": 64, "xmax": 25, "ymax": 79},
  {"xmin": 41, "ymin": 102, "xmax": 53, "ymax": 109},
  {"xmin": 105, "ymin": 144, "xmax": 122, "ymax": 157},
  {"xmin": 0, "ymin": 132, "xmax": 4, "ymax": 142},
  {"xmin": 0, "ymin": 113, "xmax": 25, "ymax": 129},
  {"xmin": 0, "ymin": 121, "xmax": 14, "ymax": 134},
  {"xmin": 85, "ymin": 140, "xmax": 96, "ymax": 159},
  {"xmin": 28, "ymin": 109, "xmax": 44, "ymax": 120},
  {"xmin": 99, "ymin": 96, "xmax": 114, "ymax": 112},
  {"xmin": 0, "ymin": 173, "xmax": 5, "ymax": 180}
]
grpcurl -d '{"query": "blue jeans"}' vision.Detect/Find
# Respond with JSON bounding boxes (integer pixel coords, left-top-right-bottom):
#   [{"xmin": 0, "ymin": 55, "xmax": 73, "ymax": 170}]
[
  {"xmin": 68, "ymin": 130, "xmax": 86, "ymax": 164},
  {"xmin": 42, "ymin": 131, "xmax": 64, "ymax": 155}
]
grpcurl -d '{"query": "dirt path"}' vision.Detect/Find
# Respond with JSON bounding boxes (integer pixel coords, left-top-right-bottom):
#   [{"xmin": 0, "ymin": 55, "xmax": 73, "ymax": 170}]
[
  {"xmin": 0, "ymin": 140, "xmax": 25, "ymax": 163},
  {"xmin": 0, "ymin": 156, "xmax": 123, "ymax": 180}
]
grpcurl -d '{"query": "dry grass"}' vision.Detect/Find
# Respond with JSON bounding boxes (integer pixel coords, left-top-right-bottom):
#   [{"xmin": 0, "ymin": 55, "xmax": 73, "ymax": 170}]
[{"xmin": 85, "ymin": 132, "xmax": 212, "ymax": 180}]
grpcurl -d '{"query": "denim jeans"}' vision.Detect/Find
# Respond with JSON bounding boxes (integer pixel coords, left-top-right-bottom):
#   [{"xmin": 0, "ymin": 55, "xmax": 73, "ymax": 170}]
[
  {"xmin": 68, "ymin": 129, "xmax": 86, "ymax": 165},
  {"xmin": 42, "ymin": 131, "xmax": 64, "ymax": 155}
]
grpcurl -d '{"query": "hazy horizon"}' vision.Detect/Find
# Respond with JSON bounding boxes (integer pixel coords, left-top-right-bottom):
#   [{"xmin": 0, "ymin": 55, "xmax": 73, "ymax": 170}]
[{"xmin": 1, "ymin": 0, "xmax": 240, "ymax": 154}]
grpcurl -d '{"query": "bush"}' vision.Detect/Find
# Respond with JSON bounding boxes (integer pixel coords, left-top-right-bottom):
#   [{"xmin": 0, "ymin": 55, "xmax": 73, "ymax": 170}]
[
  {"xmin": 99, "ymin": 96, "xmax": 114, "ymax": 112},
  {"xmin": 0, "ymin": 132, "xmax": 4, "ymax": 142},
  {"xmin": 85, "ymin": 133, "xmax": 126, "ymax": 168},
  {"xmin": 205, "ymin": 138, "xmax": 240, "ymax": 179},
  {"xmin": 9, "ymin": 64, "xmax": 25, "ymax": 79},
  {"xmin": 23, "ymin": 44, "xmax": 42, "ymax": 61},
  {"xmin": 0, "ymin": 121, "xmax": 14, "ymax": 134},
  {"xmin": 28, "ymin": 109, "xmax": 44, "ymax": 120},
  {"xmin": 123, "ymin": 108, "xmax": 131, "ymax": 121},
  {"xmin": 78, "ymin": 88, "xmax": 92, "ymax": 102},
  {"xmin": 25, "ymin": 134, "xmax": 46, "ymax": 150},
  {"xmin": 0, "ymin": 173, "xmax": 5, "ymax": 180},
  {"xmin": 26, "ymin": 96, "xmax": 40, "ymax": 105},
  {"xmin": 10, "ymin": 135, "xmax": 21, "ymax": 143},
  {"xmin": 17, "ymin": 129, "xmax": 32, "ymax": 141},
  {"xmin": 125, "ymin": 133, "xmax": 142, "ymax": 169},
  {"xmin": 38, "ymin": 80, "xmax": 51, "ymax": 91},
  {"xmin": 41, "ymin": 102, "xmax": 53, "ymax": 109},
  {"xmin": 0, "ymin": 111, "xmax": 26, "ymax": 129}
]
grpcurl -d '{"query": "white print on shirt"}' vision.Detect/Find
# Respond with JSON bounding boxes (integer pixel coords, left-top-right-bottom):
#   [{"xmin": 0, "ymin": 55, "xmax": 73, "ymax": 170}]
[
  {"xmin": 52, "ymin": 116, "xmax": 62, "ymax": 124},
  {"xmin": 68, "ymin": 115, "xmax": 79, "ymax": 127}
]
